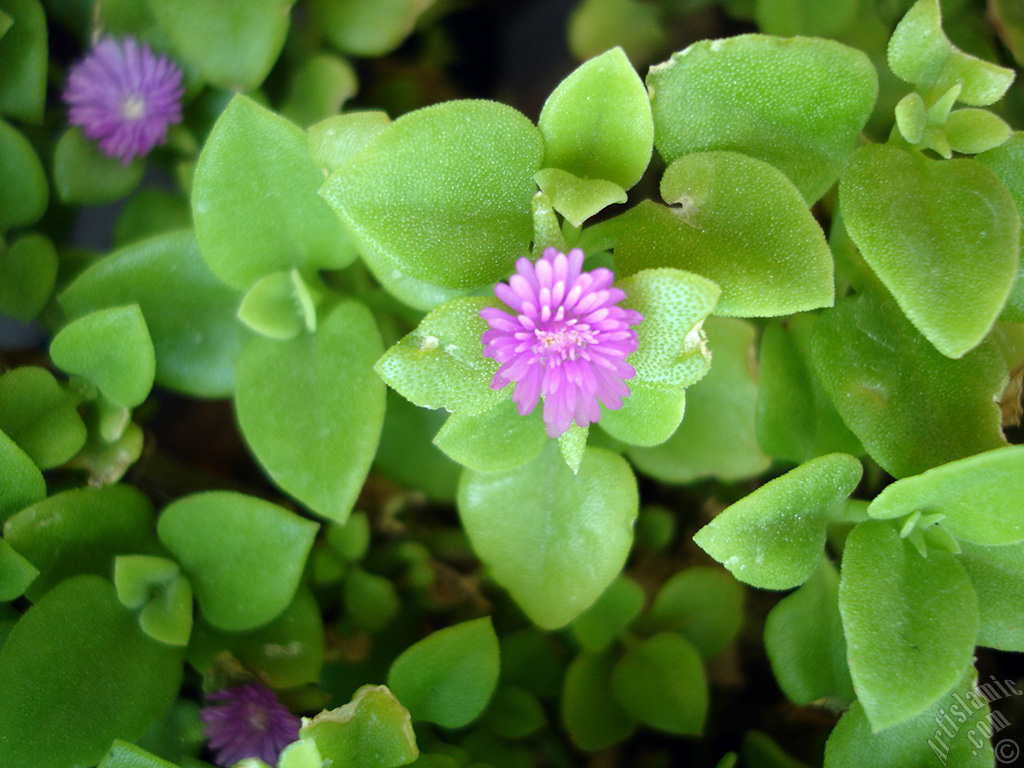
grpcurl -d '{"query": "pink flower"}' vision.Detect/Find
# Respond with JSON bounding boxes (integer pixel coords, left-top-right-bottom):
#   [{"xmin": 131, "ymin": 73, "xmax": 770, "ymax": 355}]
[
  {"xmin": 64, "ymin": 36, "xmax": 184, "ymax": 164},
  {"xmin": 481, "ymin": 247, "xmax": 643, "ymax": 438}
]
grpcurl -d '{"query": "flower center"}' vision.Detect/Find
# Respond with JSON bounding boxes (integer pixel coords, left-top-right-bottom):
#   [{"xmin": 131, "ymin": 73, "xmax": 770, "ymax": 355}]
[
  {"xmin": 246, "ymin": 703, "xmax": 271, "ymax": 732},
  {"xmin": 534, "ymin": 321, "xmax": 594, "ymax": 363},
  {"xmin": 121, "ymin": 95, "xmax": 147, "ymax": 120}
]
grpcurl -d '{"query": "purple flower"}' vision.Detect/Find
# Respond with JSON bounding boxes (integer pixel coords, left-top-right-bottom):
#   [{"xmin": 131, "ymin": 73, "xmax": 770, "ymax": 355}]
[
  {"xmin": 64, "ymin": 36, "xmax": 184, "ymax": 165},
  {"xmin": 201, "ymin": 683, "xmax": 301, "ymax": 767},
  {"xmin": 481, "ymin": 247, "xmax": 643, "ymax": 438}
]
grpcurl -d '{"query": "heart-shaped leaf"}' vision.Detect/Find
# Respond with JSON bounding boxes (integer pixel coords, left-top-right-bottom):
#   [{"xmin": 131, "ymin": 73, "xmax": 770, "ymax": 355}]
[
  {"xmin": 157, "ymin": 491, "xmax": 319, "ymax": 631},
  {"xmin": 840, "ymin": 144, "xmax": 1019, "ymax": 358},
  {"xmin": 375, "ymin": 296, "xmax": 501, "ymax": 415},
  {"xmin": 321, "ymin": 100, "xmax": 542, "ymax": 290},
  {"xmin": 0, "ymin": 233, "xmax": 57, "ymax": 321},
  {"xmin": 0, "ymin": 576, "xmax": 183, "ymax": 768},
  {"xmin": 50, "ymin": 304, "xmax": 155, "ymax": 408},
  {"xmin": 59, "ymin": 231, "xmax": 251, "ymax": 398},
  {"xmin": 839, "ymin": 520, "xmax": 979, "ymax": 731},
  {"xmin": 146, "ymin": 0, "xmax": 290, "ymax": 89},
  {"xmin": 812, "ymin": 290, "xmax": 1007, "ymax": 478},
  {"xmin": 615, "ymin": 153, "xmax": 834, "ymax": 317},
  {"xmin": 538, "ymin": 46, "xmax": 653, "ymax": 190},
  {"xmin": 235, "ymin": 301, "xmax": 385, "ymax": 524},
  {"xmin": 0, "ymin": 118, "xmax": 47, "ymax": 231},
  {"xmin": 868, "ymin": 446, "xmax": 1024, "ymax": 546},
  {"xmin": 646, "ymin": 35, "xmax": 877, "ymax": 203},
  {"xmin": 887, "ymin": 0, "xmax": 1015, "ymax": 105},
  {"xmin": 4, "ymin": 484, "xmax": 159, "ymax": 601},
  {"xmin": 387, "ymin": 617, "xmax": 500, "ymax": 729},
  {"xmin": 694, "ymin": 453, "xmax": 862, "ymax": 590},
  {"xmin": 458, "ymin": 443, "xmax": 638, "ymax": 629},
  {"xmin": 193, "ymin": 94, "xmax": 357, "ymax": 290},
  {"xmin": 300, "ymin": 685, "xmax": 419, "ymax": 768}
]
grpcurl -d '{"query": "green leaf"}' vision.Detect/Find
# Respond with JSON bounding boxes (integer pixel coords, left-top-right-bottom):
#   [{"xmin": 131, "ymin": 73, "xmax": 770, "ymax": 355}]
[
  {"xmin": 0, "ymin": 118, "xmax": 47, "ymax": 231},
  {"xmin": 344, "ymin": 567, "xmax": 400, "ymax": 633},
  {"xmin": 646, "ymin": 35, "xmax": 877, "ymax": 203},
  {"xmin": 538, "ymin": 46, "xmax": 653, "ymax": 190},
  {"xmin": 823, "ymin": 667, "xmax": 994, "ymax": 767},
  {"xmin": 754, "ymin": 0, "xmax": 857, "ymax": 37},
  {"xmin": 533, "ymin": 168, "xmax": 627, "ymax": 228},
  {"xmin": 839, "ymin": 520, "xmax": 979, "ymax": 731},
  {"xmin": 99, "ymin": 740, "xmax": 178, "ymax": 768},
  {"xmin": 481, "ymin": 685, "xmax": 546, "ymax": 740},
  {"xmin": 614, "ymin": 156, "xmax": 834, "ymax": 318},
  {"xmin": 0, "ymin": 576, "xmax": 183, "ymax": 768},
  {"xmin": 0, "ymin": 366, "xmax": 87, "ymax": 470},
  {"xmin": 628, "ymin": 317, "xmax": 771, "ymax": 484},
  {"xmin": 3, "ymin": 484, "xmax": 159, "ymax": 601},
  {"xmin": 114, "ymin": 555, "xmax": 180, "ymax": 611},
  {"xmin": 617, "ymin": 268, "xmax": 719, "ymax": 388},
  {"xmin": 374, "ymin": 391, "xmax": 460, "ymax": 502},
  {"xmin": 943, "ymin": 108, "xmax": 1012, "ymax": 155},
  {"xmin": 50, "ymin": 304, "xmax": 156, "ymax": 408},
  {"xmin": 308, "ymin": 111, "xmax": 390, "ymax": 172},
  {"xmin": 840, "ymin": 145, "xmax": 1019, "ymax": 358},
  {"xmin": 138, "ymin": 574, "xmax": 193, "ymax": 647},
  {"xmin": 146, "ymin": 0, "xmax": 290, "ymax": 89},
  {"xmin": 300, "ymin": 685, "xmax": 419, "ymax": 768},
  {"xmin": 0, "ymin": 232, "xmax": 57, "ymax": 320},
  {"xmin": 976, "ymin": 132, "xmax": 1024, "ymax": 323},
  {"xmin": 311, "ymin": 0, "xmax": 435, "ymax": 57},
  {"xmin": 992, "ymin": 0, "xmax": 1024, "ymax": 66},
  {"xmin": 561, "ymin": 650, "xmax": 637, "ymax": 751},
  {"xmin": 755, "ymin": 315, "xmax": 863, "ymax": 464},
  {"xmin": 115, "ymin": 188, "xmax": 192, "ymax": 246},
  {"xmin": 811, "ymin": 289, "xmax": 1007, "ymax": 478},
  {"xmin": 235, "ymin": 301, "xmax": 385, "ymax": 524},
  {"xmin": 0, "ymin": 0, "xmax": 46, "ymax": 122},
  {"xmin": 611, "ymin": 632, "xmax": 708, "ymax": 736},
  {"xmin": 0, "ymin": 538, "xmax": 38, "ymax": 601},
  {"xmin": 193, "ymin": 94, "xmax": 357, "ymax": 290},
  {"xmin": 54, "ymin": 127, "xmax": 144, "ymax": 205},
  {"xmin": 867, "ymin": 446, "xmax": 1024, "ymax": 546},
  {"xmin": 157, "ymin": 491, "xmax": 319, "ymax": 631},
  {"xmin": 570, "ymin": 575, "xmax": 645, "ymax": 653},
  {"xmin": 278, "ymin": 739, "xmax": 324, "ymax": 768},
  {"xmin": 59, "ymin": 230, "xmax": 251, "ymax": 399},
  {"xmin": 693, "ymin": 454, "xmax": 862, "ymax": 590},
  {"xmin": 960, "ymin": 541, "xmax": 1024, "ymax": 652},
  {"xmin": 742, "ymin": 731, "xmax": 811, "ymax": 768},
  {"xmin": 558, "ymin": 422, "xmax": 588, "ymax": 472},
  {"xmin": 237, "ymin": 270, "xmax": 318, "ymax": 340},
  {"xmin": 281, "ymin": 53, "xmax": 358, "ymax": 128},
  {"xmin": 894, "ymin": 92, "xmax": 927, "ymax": 145},
  {"xmin": 567, "ymin": 0, "xmax": 667, "ymax": 66},
  {"xmin": 0, "ymin": 9, "xmax": 9, "ymax": 37},
  {"xmin": 321, "ymin": 100, "xmax": 543, "ymax": 290},
  {"xmin": 887, "ymin": 0, "xmax": 1015, "ymax": 106},
  {"xmin": 597, "ymin": 383, "xmax": 687, "ymax": 448},
  {"xmin": 387, "ymin": 617, "xmax": 500, "ymax": 729},
  {"xmin": 433, "ymin": 399, "xmax": 547, "ymax": 473},
  {"xmin": 643, "ymin": 567, "xmax": 744, "ymax": 659},
  {"xmin": 375, "ymin": 297, "xmax": 501, "ymax": 415},
  {"xmin": 594, "ymin": 268, "xmax": 714, "ymax": 443},
  {"xmin": 764, "ymin": 559, "xmax": 854, "ymax": 706},
  {"xmin": 458, "ymin": 443, "xmax": 638, "ymax": 629},
  {"xmin": 188, "ymin": 586, "xmax": 325, "ymax": 688},
  {"xmin": 0, "ymin": 427, "xmax": 44, "ymax": 524},
  {"xmin": 113, "ymin": 556, "xmax": 192, "ymax": 647}
]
